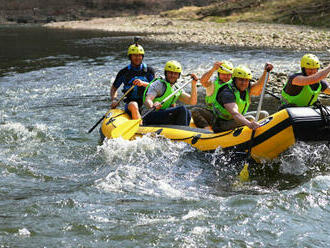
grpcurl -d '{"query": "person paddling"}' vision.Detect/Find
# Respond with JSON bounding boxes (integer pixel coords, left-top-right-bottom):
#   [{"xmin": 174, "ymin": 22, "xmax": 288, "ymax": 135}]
[
  {"xmin": 191, "ymin": 60, "xmax": 234, "ymax": 131},
  {"xmin": 280, "ymin": 54, "xmax": 330, "ymax": 109},
  {"xmin": 110, "ymin": 39, "xmax": 155, "ymax": 121},
  {"xmin": 143, "ymin": 60, "xmax": 198, "ymax": 126},
  {"xmin": 211, "ymin": 63, "xmax": 274, "ymax": 132}
]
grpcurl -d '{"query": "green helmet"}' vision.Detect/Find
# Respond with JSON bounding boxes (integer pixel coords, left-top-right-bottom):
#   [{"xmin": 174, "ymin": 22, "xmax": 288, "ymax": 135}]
[{"xmin": 301, "ymin": 54, "xmax": 320, "ymax": 69}]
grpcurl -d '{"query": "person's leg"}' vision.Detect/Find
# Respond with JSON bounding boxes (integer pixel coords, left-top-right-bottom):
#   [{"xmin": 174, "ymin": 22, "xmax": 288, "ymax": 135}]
[
  {"xmin": 124, "ymin": 103, "xmax": 131, "ymax": 116},
  {"xmin": 212, "ymin": 118, "xmax": 238, "ymax": 133},
  {"xmin": 143, "ymin": 109, "xmax": 172, "ymax": 126},
  {"xmin": 168, "ymin": 106, "xmax": 191, "ymax": 126},
  {"xmin": 127, "ymin": 101, "xmax": 141, "ymax": 120},
  {"xmin": 186, "ymin": 109, "xmax": 192, "ymax": 126},
  {"xmin": 191, "ymin": 107, "xmax": 214, "ymax": 129},
  {"xmin": 143, "ymin": 106, "xmax": 191, "ymax": 126}
]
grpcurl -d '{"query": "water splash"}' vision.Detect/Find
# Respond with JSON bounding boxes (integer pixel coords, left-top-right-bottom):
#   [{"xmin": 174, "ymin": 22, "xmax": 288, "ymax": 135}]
[{"xmin": 95, "ymin": 135, "xmax": 217, "ymax": 199}]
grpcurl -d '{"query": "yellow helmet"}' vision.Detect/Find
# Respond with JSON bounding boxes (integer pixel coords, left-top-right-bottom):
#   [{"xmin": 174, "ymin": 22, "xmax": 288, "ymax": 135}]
[
  {"xmin": 164, "ymin": 60, "xmax": 182, "ymax": 73},
  {"xmin": 127, "ymin": 44, "xmax": 145, "ymax": 56},
  {"xmin": 301, "ymin": 54, "xmax": 320, "ymax": 69},
  {"xmin": 217, "ymin": 60, "xmax": 234, "ymax": 74},
  {"xmin": 233, "ymin": 65, "xmax": 252, "ymax": 80}
]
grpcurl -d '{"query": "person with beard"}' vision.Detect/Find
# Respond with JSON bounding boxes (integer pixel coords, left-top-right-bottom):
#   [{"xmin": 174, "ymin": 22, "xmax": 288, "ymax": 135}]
[
  {"xmin": 143, "ymin": 60, "xmax": 198, "ymax": 126},
  {"xmin": 211, "ymin": 64, "xmax": 273, "ymax": 132}
]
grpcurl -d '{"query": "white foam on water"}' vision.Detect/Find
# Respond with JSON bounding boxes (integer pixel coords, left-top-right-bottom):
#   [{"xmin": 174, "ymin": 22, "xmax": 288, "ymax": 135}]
[
  {"xmin": 279, "ymin": 142, "xmax": 330, "ymax": 175},
  {"xmin": 18, "ymin": 228, "xmax": 31, "ymax": 237},
  {"xmin": 95, "ymin": 134, "xmax": 210, "ymax": 200},
  {"xmin": 136, "ymin": 214, "xmax": 178, "ymax": 226},
  {"xmin": 191, "ymin": 226, "xmax": 210, "ymax": 235},
  {"xmin": 182, "ymin": 209, "xmax": 209, "ymax": 221},
  {"xmin": 0, "ymin": 122, "xmax": 54, "ymax": 144}
]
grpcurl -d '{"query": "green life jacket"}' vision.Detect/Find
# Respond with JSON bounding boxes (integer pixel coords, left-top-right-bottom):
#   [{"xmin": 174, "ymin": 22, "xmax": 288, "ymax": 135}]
[
  {"xmin": 143, "ymin": 78, "xmax": 182, "ymax": 110},
  {"xmin": 281, "ymin": 75, "xmax": 322, "ymax": 106},
  {"xmin": 208, "ymin": 79, "xmax": 250, "ymax": 120},
  {"xmin": 205, "ymin": 77, "xmax": 227, "ymax": 110}
]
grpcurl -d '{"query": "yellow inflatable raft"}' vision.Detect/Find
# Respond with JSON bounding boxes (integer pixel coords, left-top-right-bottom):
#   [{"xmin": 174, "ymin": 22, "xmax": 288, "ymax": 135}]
[{"xmin": 100, "ymin": 106, "xmax": 330, "ymax": 162}]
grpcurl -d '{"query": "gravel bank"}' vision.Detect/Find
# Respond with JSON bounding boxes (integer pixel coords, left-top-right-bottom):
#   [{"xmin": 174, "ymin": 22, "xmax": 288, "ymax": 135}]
[{"xmin": 45, "ymin": 15, "xmax": 330, "ymax": 51}]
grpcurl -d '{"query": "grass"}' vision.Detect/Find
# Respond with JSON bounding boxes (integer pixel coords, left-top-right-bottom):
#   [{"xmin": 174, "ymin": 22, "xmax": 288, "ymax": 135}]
[{"xmin": 160, "ymin": 0, "xmax": 330, "ymax": 28}]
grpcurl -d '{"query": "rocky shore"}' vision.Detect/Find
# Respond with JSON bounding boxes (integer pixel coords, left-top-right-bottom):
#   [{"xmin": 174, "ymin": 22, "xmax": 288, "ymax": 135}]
[
  {"xmin": 45, "ymin": 15, "xmax": 330, "ymax": 51},
  {"xmin": 45, "ymin": 15, "xmax": 330, "ymax": 99}
]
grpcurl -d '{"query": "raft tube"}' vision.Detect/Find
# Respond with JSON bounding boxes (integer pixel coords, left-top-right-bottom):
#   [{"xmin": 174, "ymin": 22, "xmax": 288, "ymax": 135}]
[{"xmin": 100, "ymin": 106, "xmax": 330, "ymax": 162}]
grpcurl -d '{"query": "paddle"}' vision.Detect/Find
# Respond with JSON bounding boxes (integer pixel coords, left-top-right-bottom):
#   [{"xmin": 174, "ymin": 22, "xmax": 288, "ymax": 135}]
[
  {"xmin": 87, "ymin": 85, "xmax": 135, "ymax": 133},
  {"xmin": 239, "ymin": 70, "xmax": 270, "ymax": 182},
  {"xmin": 265, "ymin": 90, "xmax": 281, "ymax": 101},
  {"xmin": 111, "ymin": 79, "xmax": 193, "ymax": 139}
]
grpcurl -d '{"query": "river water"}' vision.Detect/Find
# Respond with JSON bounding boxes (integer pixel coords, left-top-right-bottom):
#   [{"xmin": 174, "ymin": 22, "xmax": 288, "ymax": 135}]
[{"xmin": 0, "ymin": 25, "xmax": 329, "ymax": 247}]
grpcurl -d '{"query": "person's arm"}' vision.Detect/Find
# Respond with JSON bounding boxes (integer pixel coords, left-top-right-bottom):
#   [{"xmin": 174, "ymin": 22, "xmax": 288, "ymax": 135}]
[
  {"xmin": 178, "ymin": 74, "xmax": 198, "ymax": 105},
  {"xmin": 324, "ymin": 87, "xmax": 330, "ymax": 95},
  {"xmin": 144, "ymin": 80, "xmax": 163, "ymax": 110},
  {"xmin": 200, "ymin": 62, "xmax": 223, "ymax": 88},
  {"xmin": 250, "ymin": 63, "xmax": 273, "ymax": 96},
  {"xmin": 110, "ymin": 69, "xmax": 125, "ymax": 109},
  {"xmin": 144, "ymin": 94, "xmax": 158, "ymax": 109},
  {"xmin": 224, "ymin": 102, "xmax": 261, "ymax": 130},
  {"xmin": 132, "ymin": 79, "xmax": 149, "ymax": 87},
  {"xmin": 323, "ymin": 82, "xmax": 330, "ymax": 95},
  {"xmin": 292, "ymin": 64, "xmax": 330, "ymax": 86},
  {"xmin": 110, "ymin": 84, "xmax": 119, "ymax": 109}
]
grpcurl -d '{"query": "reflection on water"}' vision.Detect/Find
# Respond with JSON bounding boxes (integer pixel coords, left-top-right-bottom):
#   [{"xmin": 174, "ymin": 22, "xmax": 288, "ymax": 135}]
[{"xmin": 0, "ymin": 25, "xmax": 146, "ymax": 76}]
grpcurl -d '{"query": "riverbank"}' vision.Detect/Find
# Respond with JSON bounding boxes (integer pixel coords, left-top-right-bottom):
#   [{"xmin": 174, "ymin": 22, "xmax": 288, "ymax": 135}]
[
  {"xmin": 45, "ymin": 15, "xmax": 330, "ymax": 51},
  {"xmin": 45, "ymin": 15, "xmax": 330, "ymax": 99}
]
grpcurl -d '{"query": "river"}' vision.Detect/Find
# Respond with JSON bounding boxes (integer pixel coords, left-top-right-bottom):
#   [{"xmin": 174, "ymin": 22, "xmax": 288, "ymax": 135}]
[{"xmin": 0, "ymin": 25, "xmax": 329, "ymax": 247}]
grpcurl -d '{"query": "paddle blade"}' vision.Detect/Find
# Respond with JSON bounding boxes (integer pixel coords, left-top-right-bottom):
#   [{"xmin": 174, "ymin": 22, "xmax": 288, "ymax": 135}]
[
  {"xmin": 239, "ymin": 163, "xmax": 250, "ymax": 182},
  {"xmin": 111, "ymin": 119, "xmax": 141, "ymax": 140}
]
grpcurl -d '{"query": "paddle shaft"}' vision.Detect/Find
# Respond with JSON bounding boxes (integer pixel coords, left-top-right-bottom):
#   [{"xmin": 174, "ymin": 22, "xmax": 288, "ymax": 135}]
[
  {"xmin": 88, "ymin": 85, "xmax": 135, "ymax": 133},
  {"xmin": 247, "ymin": 70, "xmax": 271, "ymax": 155},
  {"xmin": 109, "ymin": 79, "xmax": 193, "ymax": 139},
  {"xmin": 142, "ymin": 80, "xmax": 192, "ymax": 119},
  {"xmin": 113, "ymin": 85, "xmax": 135, "ymax": 108},
  {"xmin": 88, "ymin": 115, "xmax": 106, "ymax": 133},
  {"xmin": 255, "ymin": 71, "xmax": 270, "ymax": 120},
  {"xmin": 240, "ymin": 70, "xmax": 270, "ymax": 181}
]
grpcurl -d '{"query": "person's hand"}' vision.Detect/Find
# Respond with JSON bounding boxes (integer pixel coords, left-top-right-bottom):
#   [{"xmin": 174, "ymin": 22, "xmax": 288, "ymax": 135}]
[
  {"xmin": 133, "ymin": 79, "xmax": 143, "ymax": 86},
  {"xmin": 213, "ymin": 61, "xmax": 223, "ymax": 71},
  {"xmin": 264, "ymin": 63, "xmax": 274, "ymax": 72},
  {"xmin": 190, "ymin": 73, "xmax": 198, "ymax": 84},
  {"xmin": 153, "ymin": 102, "xmax": 162, "ymax": 110},
  {"xmin": 247, "ymin": 120, "xmax": 261, "ymax": 130},
  {"xmin": 110, "ymin": 99, "xmax": 118, "ymax": 109}
]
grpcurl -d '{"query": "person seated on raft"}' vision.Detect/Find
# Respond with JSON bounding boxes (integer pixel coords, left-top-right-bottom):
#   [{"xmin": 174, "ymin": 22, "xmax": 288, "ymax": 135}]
[
  {"xmin": 211, "ymin": 63, "xmax": 274, "ymax": 133},
  {"xmin": 191, "ymin": 60, "xmax": 234, "ymax": 131},
  {"xmin": 143, "ymin": 60, "xmax": 198, "ymax": 126},
  {"xmin": 110, "ymin": 40, "xmax": 155, "ymax": 121},
  {"xmin": 280, "ymin": 54, "xmax": 330, "ymax": 109}
]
